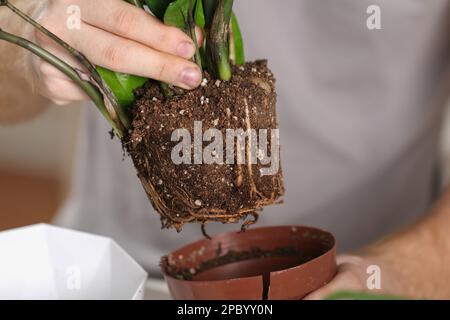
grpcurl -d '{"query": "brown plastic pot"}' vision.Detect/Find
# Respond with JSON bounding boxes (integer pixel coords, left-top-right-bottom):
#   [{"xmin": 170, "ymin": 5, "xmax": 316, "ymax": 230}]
[{"xmin": 161, "ymin": 226, "xmax": 336, "ymax": 300}]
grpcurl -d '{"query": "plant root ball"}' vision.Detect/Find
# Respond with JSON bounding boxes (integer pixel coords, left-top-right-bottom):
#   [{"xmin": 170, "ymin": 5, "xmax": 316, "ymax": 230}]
[{"xmin": 125, "ymin": 60, "xmax": 285, "ymax": 231}]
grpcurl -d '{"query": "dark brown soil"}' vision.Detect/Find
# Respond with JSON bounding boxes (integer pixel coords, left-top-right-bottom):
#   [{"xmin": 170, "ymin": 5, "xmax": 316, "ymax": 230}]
[
  {"xmin": 162, "ymin": 246, "xmax": 313, "ymax": 281},
  {"xmin": 125, "ymin": 60, "xmax": 284, "ymax": 231}
]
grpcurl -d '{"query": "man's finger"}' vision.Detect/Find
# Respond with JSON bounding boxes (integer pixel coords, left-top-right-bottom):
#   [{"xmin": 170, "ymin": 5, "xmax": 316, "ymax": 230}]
[
  {"xmin": 71, "ymin": 23, "xmax": 202, "ymax": 89},
  {"xmin": 79, "ymin": 0, "xmax": 196, "ymax": 59}
]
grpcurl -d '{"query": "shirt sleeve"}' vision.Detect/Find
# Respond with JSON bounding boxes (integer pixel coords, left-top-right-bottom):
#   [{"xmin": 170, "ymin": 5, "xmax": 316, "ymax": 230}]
[{"xmin": 0, "ymin": 0, "xmax": 51, "ymax": 124}]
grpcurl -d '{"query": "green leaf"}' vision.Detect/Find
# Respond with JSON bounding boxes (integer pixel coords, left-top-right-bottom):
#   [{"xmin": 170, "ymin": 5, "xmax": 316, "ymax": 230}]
[
  {"xmin": 164, "ymin": 0, "xmax": 204, "ymax": 30},
  {"xmin": 96, "ymin": 66, "xmax": 147, "ymax": 109},
  {"xmin": 164, "ymin": 0, "xmax": 189, "ymax": 29},
  {"xmin": 229, "ymin": 12, "xmax": 244, "ymax": 65},
  {"xmin": 325, "ymin": 291, "xmax": 405, "ymax": 300},
  {"xmin": 194, "ymin": 0, "xmax": 205, "ymax": 29},
  {"xmin": 144, "ymin": 0, "xmax": 174, "ymax": 20}
]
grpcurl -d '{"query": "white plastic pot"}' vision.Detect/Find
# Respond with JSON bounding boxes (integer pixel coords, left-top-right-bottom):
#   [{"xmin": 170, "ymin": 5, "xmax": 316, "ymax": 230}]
[{"xmin": 0, "ymin": 224, "xmax": 147, "ymax": 300}]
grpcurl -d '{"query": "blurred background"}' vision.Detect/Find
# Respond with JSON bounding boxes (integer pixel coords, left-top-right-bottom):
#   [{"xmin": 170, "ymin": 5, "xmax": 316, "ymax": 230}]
[
  {"xmin": 2, "ymin": 102, "xmax": 450, "ymax": 231},
  {"xmin": 0, "ymin": 104, "xmax": 81, "ymax": 230}
]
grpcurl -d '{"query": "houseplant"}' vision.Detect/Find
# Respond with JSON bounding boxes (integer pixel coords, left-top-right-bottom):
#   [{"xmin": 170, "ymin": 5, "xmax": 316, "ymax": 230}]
[
  {"xmin": 0, "ymin": 1, "xmax": 342, "ymax": 300},
  {"xmin": 0, "ymin": 0, "xmax": 284, "ymax": 233}
]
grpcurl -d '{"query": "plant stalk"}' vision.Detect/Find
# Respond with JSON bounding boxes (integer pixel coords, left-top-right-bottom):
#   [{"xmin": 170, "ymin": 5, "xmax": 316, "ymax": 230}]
[
  {"xmin": 188, "ymin": 0, "xmax": 202, "ymax": 70},
  {"xmin": 207, "ymin": 0, "xmax": 233, "ymax": 81},
  {"xmin": 202, "ymin": 0, "xmax": 218, "ymax": 29},
  {"xmin": 159, "ymin": 82, "xmax": 174, "ymax": 98},
  {"xmin": 2, "ymin": 0, "xmax": 100, "ymax": 86},
  {"xmin": 0, "ymin": 28, "xmax": 124, "ymax": 137},
  {"xmin": 0, "ymin": 0, "xmax": 130, "ymax": 133}
]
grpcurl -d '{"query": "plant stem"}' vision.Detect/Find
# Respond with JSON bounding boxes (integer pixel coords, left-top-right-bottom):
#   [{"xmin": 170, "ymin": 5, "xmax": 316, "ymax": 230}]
[
  {"xmin": 0, "ymin": 28, "xmax": 124, "ymax": 138},
  {"xmin": 2, "ymin": 1, "xmax": 99, "ymax": 85},
  {"xmin": 229, "ymin": 12, "xmax": 244, "ymax": 66},
  {"xmin": 0, "ymin": 0, "xmax": 130, "ymax": 132},
  {"xmin": 188, "ymin": 0, "xmax": 202, "ymax": 70},
  {"xmin": 207, "ymin": 0, "xmax": 233, "ymax": 81},
  {"xmin": 159, "ymin": 82, "xmax": 174, "ymax": 98},
  {"xmin": 202, "ymin": 0, "xmax": 218, "ymax": 29}
]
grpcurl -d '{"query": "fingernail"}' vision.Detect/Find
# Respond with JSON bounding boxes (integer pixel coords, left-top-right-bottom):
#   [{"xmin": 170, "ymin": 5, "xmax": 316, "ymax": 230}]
[
  {"xmin": 177, "ymin": 41, "xmax": 195, "ymax": 58},
  {"xmin": 180, "ymin": 67, "xmax": 202, "ymax": 88}
]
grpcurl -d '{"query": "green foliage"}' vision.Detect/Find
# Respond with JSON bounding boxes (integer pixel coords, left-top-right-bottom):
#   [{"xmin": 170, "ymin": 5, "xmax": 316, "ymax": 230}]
[
  {"xmin": 0, "ymin": 0, "xmax": 247, "ymax": 136},
  {"xmin": 194, "ymin": 0, "xmax": 206, "ymax": 29},
  {"xmin": 164, "ymin": 0, "xmax": 204, "ymax": 30},
  {"xmin": 229, "ymin": 12, "xmax": 244, "ymax": 65},
  {"xmin": 326, "ymin": 291, "xmax": 405, "ymax": 300},
  {"xmin": 96, "ymin": 67, "xmax": 147, "ymax": 109},
  {"xmin": 162, "ymin": 0, "xmax": 244, "ymax": 80},
  {"xmin": 96, "ymin": 0, "xmax": 245, "ymax": 123}
]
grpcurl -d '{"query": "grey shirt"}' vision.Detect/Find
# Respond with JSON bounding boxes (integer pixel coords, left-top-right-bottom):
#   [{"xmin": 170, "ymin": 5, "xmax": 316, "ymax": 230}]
[{"xmin": 55, "ymin": 0, "xmax": 450, "ymax": 276}]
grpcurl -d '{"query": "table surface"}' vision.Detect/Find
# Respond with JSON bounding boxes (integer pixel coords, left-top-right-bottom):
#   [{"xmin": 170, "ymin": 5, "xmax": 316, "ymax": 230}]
[{"xmin": 144, "ymin": 278, "xmax": 171, "ymax": 300}]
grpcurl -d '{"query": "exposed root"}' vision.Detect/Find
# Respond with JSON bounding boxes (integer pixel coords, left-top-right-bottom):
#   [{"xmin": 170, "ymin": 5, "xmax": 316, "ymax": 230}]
[
  {"xmin": 235, "ymin": 138, "xmax": 244, "ymax": 188},
  {"xmin": 201, "ymin": 223, "xmax": 212, "ymax": 240},
  {"xmin": 240, "ymin": 213, "xmax": 259, "ymax": 232},
  {"xmin": 139, "ymin": 159, "xmax": 280, "ymax": 231},
  {"xmin": 244, "ymin": 98, "xmax": 263, "ymax": 199}
]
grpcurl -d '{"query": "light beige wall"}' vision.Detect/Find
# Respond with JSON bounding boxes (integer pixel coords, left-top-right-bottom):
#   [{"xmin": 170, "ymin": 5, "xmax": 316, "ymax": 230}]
[{"xmin": 0, "ymin": 104, "xmax": 82, "ymax": 194}]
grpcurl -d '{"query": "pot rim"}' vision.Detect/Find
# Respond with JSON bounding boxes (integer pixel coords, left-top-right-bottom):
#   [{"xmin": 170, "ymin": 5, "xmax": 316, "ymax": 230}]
[{"xmin": 162, "ymin": 225, "xmax": 336, "ymax": 284}]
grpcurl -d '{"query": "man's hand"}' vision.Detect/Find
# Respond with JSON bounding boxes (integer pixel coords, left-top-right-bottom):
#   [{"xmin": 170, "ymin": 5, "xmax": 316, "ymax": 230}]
[
  {"xmin": 304, "ymin": 254, "xmax": 405, "ymax": 300},
  {"xmin": 34, "ymin": 0, "xmax": 203, "ymax": 105},
  {"xmin": 305, "ymin": 186, "xmax": 450, "ymax": 300}
]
